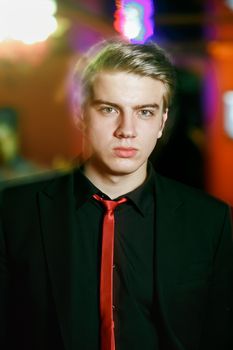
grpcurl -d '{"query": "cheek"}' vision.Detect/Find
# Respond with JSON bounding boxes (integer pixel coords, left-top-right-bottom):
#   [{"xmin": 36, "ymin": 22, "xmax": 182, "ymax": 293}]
[
  {"xmin": 85, "ymin": 125, "xmax": 110, "ymax": 150},
  {"xmin": 146, "ymin": 139, "xmax": 159, "ymax": 153},
  {"xmin": 140, "ymin": 128, "xmax": 161, "ymax": 155},
  {"xmin": 142, "ymin": 125, "xmax": 161, "ymax": 144}
]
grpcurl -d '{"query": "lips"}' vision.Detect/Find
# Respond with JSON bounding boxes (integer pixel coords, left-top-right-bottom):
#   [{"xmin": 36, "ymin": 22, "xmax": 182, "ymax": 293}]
[{"xmin": 113, "ymin": 147, "xmax": 138, "ymax": 158}]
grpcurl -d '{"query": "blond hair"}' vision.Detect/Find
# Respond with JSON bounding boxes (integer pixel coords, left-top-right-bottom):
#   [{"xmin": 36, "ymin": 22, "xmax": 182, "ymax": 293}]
[{"xmin": 74, "ymin": 38, "xmax": 176, "ymax": 111}]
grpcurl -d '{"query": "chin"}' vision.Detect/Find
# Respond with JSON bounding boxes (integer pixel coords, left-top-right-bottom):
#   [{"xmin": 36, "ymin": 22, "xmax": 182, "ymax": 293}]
[{"xmin": 104, "ymin": 158, "xmax": 145, "ymax": 176}]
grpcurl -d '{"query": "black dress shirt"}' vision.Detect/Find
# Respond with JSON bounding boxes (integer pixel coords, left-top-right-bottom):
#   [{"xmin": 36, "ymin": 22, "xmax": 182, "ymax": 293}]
[{"xmin": 73, "ymin": 164, "xmax": 160, "ymax": 349}]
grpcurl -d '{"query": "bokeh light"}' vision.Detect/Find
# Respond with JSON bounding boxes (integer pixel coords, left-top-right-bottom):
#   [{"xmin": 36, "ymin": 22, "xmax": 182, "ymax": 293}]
[
  {"xmin": 0, "ymin": 0, "xmax": 58, "ymax": 44},
  {"xmin": 225, "ymin": 0, "xmax": 233, "ymax": 10},
  {"xmin": 223, "ymin": 91, "xmax": 233, "ymax": 139}
]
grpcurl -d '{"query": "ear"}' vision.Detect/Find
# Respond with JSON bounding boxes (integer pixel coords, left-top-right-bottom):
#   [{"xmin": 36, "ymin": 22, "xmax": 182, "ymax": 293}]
[{"xmin": 158, "ymin": 108, "xmax": 168, "ymax": 139}]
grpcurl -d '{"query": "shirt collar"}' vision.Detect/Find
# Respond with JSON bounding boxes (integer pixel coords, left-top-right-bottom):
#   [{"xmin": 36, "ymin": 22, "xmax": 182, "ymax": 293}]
[
  {"xmin": 122, "ymin": 163, "xmax": 155, "ymax": 216},
  {"xmin": 73, "ymin": 163, "xmax": 155, "ymax": 216},
  {"xmin": 73, "ymin": 166, "xmax": 99, "ymax": 209}
]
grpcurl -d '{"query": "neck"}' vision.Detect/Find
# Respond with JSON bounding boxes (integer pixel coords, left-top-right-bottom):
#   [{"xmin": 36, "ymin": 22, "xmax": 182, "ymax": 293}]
[{"xmin": 83, "ymin": 162, "xmax": 147, "ymax": 199}]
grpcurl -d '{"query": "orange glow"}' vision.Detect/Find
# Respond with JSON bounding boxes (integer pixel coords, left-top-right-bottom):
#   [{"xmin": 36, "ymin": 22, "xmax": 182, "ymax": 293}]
[{"xmin": 205, "ymin": 42, "xmax": 233, "ymax": 205}]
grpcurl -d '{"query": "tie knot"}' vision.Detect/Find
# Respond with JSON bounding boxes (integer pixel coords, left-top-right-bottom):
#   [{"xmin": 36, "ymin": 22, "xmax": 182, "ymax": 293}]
[{"xmin": 93, "ymin": 194, "xmax": 127, "ymax": 212}]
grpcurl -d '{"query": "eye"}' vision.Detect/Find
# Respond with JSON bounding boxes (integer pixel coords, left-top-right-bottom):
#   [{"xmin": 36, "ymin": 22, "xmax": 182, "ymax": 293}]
[
  {"xmin": 138, "ymin": 109, "xmax": 154, "ymax": 118},
  {"xmin": 100, "ymin": 106, "xmax": 118, "ymax": 115}
]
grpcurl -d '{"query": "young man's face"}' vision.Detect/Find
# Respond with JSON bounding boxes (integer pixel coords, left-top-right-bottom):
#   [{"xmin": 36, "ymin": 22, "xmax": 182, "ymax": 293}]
[{"xmin": 80, "ymin": 71, "xmax": 168, "ymax": 179}]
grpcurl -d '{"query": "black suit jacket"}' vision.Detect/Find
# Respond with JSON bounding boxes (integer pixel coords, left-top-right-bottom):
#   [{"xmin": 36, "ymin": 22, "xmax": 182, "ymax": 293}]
[{"xmin": 0, "ymin": 169, "xmax": 232, "ymax": 350}]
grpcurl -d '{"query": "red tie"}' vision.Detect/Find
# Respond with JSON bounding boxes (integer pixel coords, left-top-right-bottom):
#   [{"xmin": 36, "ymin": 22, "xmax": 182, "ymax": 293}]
[{"xmin": 93, "ymin": 194, "xmax": 127, "ymax": 350}]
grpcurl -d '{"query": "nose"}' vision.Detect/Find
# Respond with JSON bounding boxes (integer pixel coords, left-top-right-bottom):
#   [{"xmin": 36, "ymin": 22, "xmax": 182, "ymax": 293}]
[{"xmin": 114, "ymin": 113, "xmax": 137, "ymax": 139}]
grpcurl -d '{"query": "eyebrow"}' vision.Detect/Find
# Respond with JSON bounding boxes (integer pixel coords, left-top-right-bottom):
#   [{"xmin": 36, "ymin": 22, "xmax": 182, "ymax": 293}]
[
  {"xmin": 91, "ymin": 99, "xmax": 119, "ymax": 109},
  {"xmin": 91, "ymin": 99, "xmax": 160, "ymax": 110},
  {"xmin": 134, "ymin": 103, "xmax": 160, "ymax": 110}
]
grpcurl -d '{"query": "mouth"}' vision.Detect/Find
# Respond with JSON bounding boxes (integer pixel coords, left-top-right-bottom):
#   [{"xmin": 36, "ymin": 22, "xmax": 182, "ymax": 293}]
[{"xmin": 113, "ymin": 147, "xmax": 138, "ymax": 158}]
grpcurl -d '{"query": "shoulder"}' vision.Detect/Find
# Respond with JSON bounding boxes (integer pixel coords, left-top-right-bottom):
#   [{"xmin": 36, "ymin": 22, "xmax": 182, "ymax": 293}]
[
  {"xmin": 0, "ymin": 169, "xmax": 73, "ymax": 210},
  {"xmin": 155, "ymin": 172, "xmax": 230, "ymax": 214},
  {"xmin": 154, "ymin": 173, "xmax": 233, "ymax": 242}
]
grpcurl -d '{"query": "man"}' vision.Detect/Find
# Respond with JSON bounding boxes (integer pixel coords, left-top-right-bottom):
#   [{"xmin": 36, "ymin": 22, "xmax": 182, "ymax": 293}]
[{"xmin": 0, "ymin": 39, "xmax": 232, "ymax": 350}]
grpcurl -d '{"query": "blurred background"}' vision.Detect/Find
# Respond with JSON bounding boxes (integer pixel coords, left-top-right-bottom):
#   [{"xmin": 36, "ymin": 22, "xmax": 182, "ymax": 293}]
[{"xmin": 0, "ymin": 0, "xmax": 233, "ymax": 207}]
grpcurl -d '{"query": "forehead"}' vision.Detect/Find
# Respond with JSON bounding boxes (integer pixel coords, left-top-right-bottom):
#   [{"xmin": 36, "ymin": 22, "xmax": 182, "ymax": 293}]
[{"xmin": 89, "ymin": 71, "xmax": 166, "ymax": 106}]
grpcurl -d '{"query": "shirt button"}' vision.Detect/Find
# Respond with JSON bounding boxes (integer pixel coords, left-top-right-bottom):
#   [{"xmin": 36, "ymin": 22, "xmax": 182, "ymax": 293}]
[
  {"xmin": 112, "ymin": 305, "xmax": 116, "ymax": 310},
  {"xmin": 113, "ymin": 264, "xmax": 115, "ymax": 269}
]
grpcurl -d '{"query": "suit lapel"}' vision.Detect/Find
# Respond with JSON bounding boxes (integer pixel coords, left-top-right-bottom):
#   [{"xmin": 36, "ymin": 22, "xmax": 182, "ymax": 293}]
[
  {"xmin": 155, "ymin": 174, "xmax": 185, "ymax": 288},
  {"xmin": 154, "ymin": 173, "xmax": 186, "ymax": 350},
  {"xmin": 38, "ymin": 172, "xmax": 78, "ymax": 350}
]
